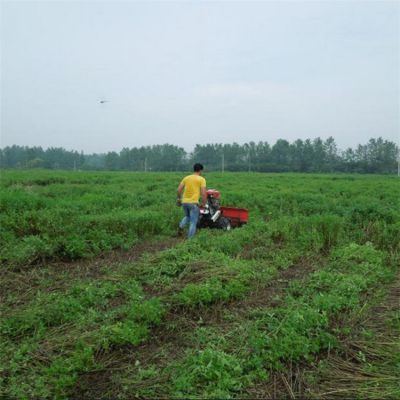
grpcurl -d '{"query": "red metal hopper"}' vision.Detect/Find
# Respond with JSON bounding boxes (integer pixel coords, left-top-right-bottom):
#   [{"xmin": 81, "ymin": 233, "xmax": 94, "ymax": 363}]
[{"xmin": 220, "ymin": 206, "xmax": 249, "ymax": 227}]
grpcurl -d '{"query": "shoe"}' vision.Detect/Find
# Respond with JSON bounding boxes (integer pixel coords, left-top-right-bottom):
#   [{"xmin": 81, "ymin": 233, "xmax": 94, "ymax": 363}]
[{"xmin": 177, "ymin": 227, "xmax": 184, "ymax": 237}]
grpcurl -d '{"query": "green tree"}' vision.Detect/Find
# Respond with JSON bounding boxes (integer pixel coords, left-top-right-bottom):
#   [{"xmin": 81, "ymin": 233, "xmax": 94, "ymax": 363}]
[{"xmin": 104, "ymin": 152, "xmax": 120, "ymax": 170}]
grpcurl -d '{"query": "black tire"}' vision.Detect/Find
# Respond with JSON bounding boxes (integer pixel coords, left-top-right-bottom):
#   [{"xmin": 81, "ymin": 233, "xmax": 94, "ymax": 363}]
[{"xmin": 217, "ymin": 216, "xmax": 232, "ymax": 231}]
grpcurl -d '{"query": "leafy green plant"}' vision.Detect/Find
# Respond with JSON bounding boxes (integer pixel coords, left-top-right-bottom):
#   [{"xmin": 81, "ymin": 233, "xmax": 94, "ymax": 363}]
[{"xmin": 172, "ymin": 347, "xmax": 244, "ymax": 398}]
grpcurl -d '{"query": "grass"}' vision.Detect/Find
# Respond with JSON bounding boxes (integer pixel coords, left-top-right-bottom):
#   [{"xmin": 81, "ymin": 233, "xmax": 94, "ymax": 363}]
[{"xmin": 0, "ymin": 170, "xmax": 399, "ymax": 398}]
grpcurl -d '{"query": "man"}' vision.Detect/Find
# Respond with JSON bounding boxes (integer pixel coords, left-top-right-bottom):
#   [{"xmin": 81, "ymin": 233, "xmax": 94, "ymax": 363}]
[{"xmin": 177, "ymin": 163, "xmax": 207, "ymax": 239}]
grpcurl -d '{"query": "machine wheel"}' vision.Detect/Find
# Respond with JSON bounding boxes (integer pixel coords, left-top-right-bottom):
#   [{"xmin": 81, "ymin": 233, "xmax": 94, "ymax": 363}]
[{"xmin": 218, "ymin": 216, "xmax": 232, "ymax": 231}]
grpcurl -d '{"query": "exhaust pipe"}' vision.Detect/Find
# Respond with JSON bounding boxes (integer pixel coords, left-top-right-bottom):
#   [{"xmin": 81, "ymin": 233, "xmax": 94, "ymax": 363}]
[{"xmin": 211, "ymin": 210, "xmax": 221, "ymax": 222}]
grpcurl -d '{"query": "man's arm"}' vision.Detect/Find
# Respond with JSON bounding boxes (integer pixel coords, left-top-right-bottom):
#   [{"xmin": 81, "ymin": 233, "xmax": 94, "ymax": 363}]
[
  {"xmin": 177, "ymin": 183, "xmax": 184, "ymax": 200},
  {"xmin": 200, "ymin": 186, "xmax": 207, "ymax": 207}
]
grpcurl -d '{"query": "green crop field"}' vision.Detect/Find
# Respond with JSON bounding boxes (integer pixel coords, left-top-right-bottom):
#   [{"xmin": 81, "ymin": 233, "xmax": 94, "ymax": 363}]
[{"xmin": 1, "ymin": 170, "xmax": 399, "ymax": 399}]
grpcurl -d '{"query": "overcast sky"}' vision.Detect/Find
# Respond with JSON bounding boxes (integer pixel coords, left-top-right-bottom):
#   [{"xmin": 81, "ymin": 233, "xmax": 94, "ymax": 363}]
[{"xmin": 1, "ymin": 1, "xmax": 399, "ymax": 153}]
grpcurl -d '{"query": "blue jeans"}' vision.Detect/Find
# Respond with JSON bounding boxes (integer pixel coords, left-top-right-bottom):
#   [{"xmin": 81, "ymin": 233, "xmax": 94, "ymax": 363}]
[{"xmin": 179, "ymin": 203, "xmax": 200, "ymax": 239}]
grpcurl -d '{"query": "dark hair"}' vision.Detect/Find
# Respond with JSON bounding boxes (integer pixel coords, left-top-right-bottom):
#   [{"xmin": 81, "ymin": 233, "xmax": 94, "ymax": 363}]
[{"xmin": 193, "ymin": 163, "xmax": 204, "ymax": 172}]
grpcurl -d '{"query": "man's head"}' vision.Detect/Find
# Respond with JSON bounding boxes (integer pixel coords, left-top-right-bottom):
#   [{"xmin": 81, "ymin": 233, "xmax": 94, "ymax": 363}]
[{"xmin": 193, "ymin": 163, "xmax": 204, "ymax": 175}]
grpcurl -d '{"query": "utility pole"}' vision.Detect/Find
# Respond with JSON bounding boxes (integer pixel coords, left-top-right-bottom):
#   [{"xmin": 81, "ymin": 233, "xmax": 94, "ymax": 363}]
[
  {"xmin": 144, "ymin": 157, "xmax": 148, "ymax": 172},
  {"xmin": 397, "ymin": 149, "xmax": 399, "ymax": 177},
  {"xmin": 73, "ymin": 160, "xmax": 76, "ymax": 171},
  {"xmin": 396, "ymin": 134, "xmax": 400, "ymax": 177},
  {"xmin": 248, "ymin": 150, "xmax": 251, "ymax": 172},
  {"xmin": 222, "ymin": 153, "xmax": 224, "ymax": 173}
]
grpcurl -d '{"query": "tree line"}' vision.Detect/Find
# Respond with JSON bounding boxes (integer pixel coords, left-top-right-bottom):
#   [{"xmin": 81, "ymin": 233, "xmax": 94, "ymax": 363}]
[{"xmin": 0, "ymin": 137, "xmax": 398, "ymax": 174}]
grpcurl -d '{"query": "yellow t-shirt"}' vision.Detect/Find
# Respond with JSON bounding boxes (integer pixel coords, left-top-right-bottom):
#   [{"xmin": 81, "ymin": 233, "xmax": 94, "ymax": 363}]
[{"xmin": 181, "ymin": 174, "xmax": 206, "ymax": 203}]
